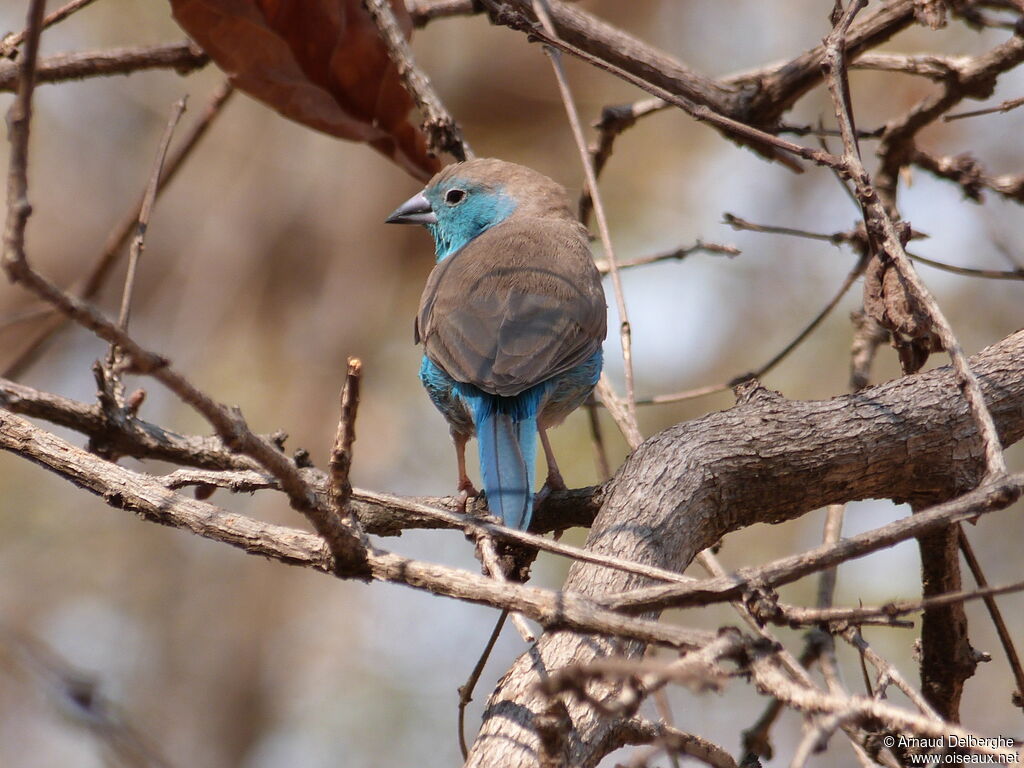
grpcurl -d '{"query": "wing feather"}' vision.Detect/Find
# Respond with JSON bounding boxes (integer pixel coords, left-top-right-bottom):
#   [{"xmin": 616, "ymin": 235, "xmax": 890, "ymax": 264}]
[{"xmin": 417, "ymin": 217, "xmax": 606, "ymax": 397}]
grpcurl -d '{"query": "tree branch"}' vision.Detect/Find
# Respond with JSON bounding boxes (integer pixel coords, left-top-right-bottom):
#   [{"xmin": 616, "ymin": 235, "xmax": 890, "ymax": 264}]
[
  {"xmin": 0, "ymin": 42, "xmax": 208, "ymax": 93},
  {"xmin": 465, "ymin": 329, "xmax": 1024, "ymax": 767}
]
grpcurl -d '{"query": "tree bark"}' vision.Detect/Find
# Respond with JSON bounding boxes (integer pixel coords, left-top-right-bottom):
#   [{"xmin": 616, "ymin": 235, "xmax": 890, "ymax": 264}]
[{"xmin": 466, "ymin": 329, "xmax": 1024, "ymax": 767}]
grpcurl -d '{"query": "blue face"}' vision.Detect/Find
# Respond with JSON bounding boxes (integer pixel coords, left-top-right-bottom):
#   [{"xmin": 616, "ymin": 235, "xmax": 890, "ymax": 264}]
[{"xmin": 423, "ymin": 177, "xmax": 517, "ymax": 261}]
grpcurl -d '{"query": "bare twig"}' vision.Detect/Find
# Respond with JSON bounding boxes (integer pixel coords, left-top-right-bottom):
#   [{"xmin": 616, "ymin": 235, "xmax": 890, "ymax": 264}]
[
  {"xmin": 0, "ymin": 42, "xmax": 208, "ymax": 92},
  {"xmin": 477, "ymin": 536, "xmax": 537, "ymax": 642},
  {"xmin": 850, "ymin": 309, "xmax": 889, "ymax": 391},
  {"xmin": 839, "ymin": 626, "xmax": 941, "ymax": 721},
  {"xmin": 723, "ymin": 211, "xmax": 1024, "ymax": 279},
  {"xmin": 910, "ymin": 148, "xmax": 1024, "ymax": 205},
  {"xmin": 326, "ymin": 358, "xmax": 371, "ymax": 578},
  {"xmin": 364, "ymin": 0, "xmax": 472, "ymax": 161},
  {"xmin": 2, "ymin": 0, "xmax": 46, "ymax": 273},
  {"xmin": 458, "ymin": 611, "xmax": 509, "ymax": 760},
  {"xmin": 356, "ymin": 488, "xmax": 698, "ymax": 588},
  {"xmin": 944, "ymin": 94, "xmax": 1024, "ymax": 121},
  {"xmin": 579, "ymin": 97, "xmax": 667, "ymax": 225},
  {"xmin": 3, "ymin": 80, "xmax": 234, "ymax": 378},
  {"xmin": 116, "ymin": 97, "xmax": 187, "ymax": 333},
  {"xmin": 530, "ymin": 0, "xmax": 640, "ymax": 441},
  {"xmin": 601, "ymin": 474, "xmax": 1024, "ymax": 612},
  {"xmin": 595, "ymin": 240, "xmax": 739, "ymax": 274},
  {"xmin": 619, "ymin": 720, "xmax": 738, "ymax": 768},
  {"xmin": 407, "ymin": 0, "xmax": 480, "ymax": 28},
  {"xmin": 595, "ymin": 375, "xmax": 642, "ymax": 448},
  {"xmin": 957, "ymin": 528, "xmax": 1024, "ymax": 710},
  {"xmin": 642, "ymin": 255, "xmax": 866, "ymax": 406},
  {"xmin": 0, "ymin": 0, "xmax": 101, "ymax": 58},
  {"xmin": 851, "ymin": 51, "xmax": 964, "ymax": 79},
  {"xmin": 584, "ymin": 397, "xmax": 611, "ymax": 481},
  {"xmin": 822, "ymin": 0, "xmax": 1008, "ymax": 481},
  {"xmin": 761, "ymin": 578, "xmax": 1024, "ymax": 628}
]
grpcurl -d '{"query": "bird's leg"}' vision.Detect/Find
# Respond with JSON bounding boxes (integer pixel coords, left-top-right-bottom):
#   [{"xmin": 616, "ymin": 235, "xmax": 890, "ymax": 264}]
[
  {"xmin": 538, "ymin": 426, "xmax": 566, "ymax": 498},
  {"xmin": 453, "ymin": 431, "xmax": 478, "ymax": 512}
]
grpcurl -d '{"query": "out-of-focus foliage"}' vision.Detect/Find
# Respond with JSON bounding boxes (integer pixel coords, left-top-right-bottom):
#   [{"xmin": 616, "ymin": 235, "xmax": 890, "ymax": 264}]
[{"xmin": 0, "ymin": 2, "xmax": 1022, "ymax": 766}]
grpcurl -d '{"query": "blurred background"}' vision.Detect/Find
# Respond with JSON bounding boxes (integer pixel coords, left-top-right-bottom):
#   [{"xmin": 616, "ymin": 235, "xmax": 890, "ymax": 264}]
[{"xmin": 1, "ymin": 1, "xmax": 1023, "ymax": 766}]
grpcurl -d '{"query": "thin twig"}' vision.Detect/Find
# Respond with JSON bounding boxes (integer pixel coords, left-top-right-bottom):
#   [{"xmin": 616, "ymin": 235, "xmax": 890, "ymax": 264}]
[
  {"xmin": 1, "ymin": 35, "xmax": 367, "ymax": 580},
  {"xmin": 363, "ymin": 0, "xmax": 472, "ymax": 161},
  {"xmin": 910, "ymin": 148, "xmax": 1024, "ymax": 206},
  {"xmin": 957, "ymin": 527, "xmax": 1024, "ymax": 710},
  {"xmin": 600, "ymin": 474, "xmax": 1024, "ymax": 612},
  {"xmin": 849, "ymin": 310, "xmax": 888, "ymax": 391},
  {"xmin": 0, "ymin": 42, "xmax": 208, "ymax": 92},
  {"xmin": 595, "ymin": 240, "xmax": 739, "ymax": 273},
  {"xmin": 355, "ymin": 488, "xmax": 699, "ymax": 589},
  {"xmin": 822, "ymin": 0, "xmax": 1008, "ymax": 481},
  {"xmin": 116, "ymin": 97, "xmax": 187, "ymax": 332},
  {"xmin": 584, "ymin": 398, "xmax": 612, "ymax": 481},
  {"xmin": 407, "ymin": 0, "xmax": 480, "ymax": 28},
  {"xmin": 642, "ymin": 255, "xmax": 865, "ymax": 406},
  {"xmin": 477, "ymin": 536, "xmax": 536, "ymax": 642},
  {"xmin": 763, "ymin": 578, "xmax": 1024, "ymax": 628},
  {"xmin": 457, "ymin": 610, "xmax": 508, "ymax": 760},
  {"xmin": 327, "ymin": 358, "xmax": 371, "ymax": 578},
  {"xmin": 944, "ymin": 94, "xmax": 1024, "ymax": 121},
  {"xmin": 723, "ymin": 211, "xmax": 1024, "ymax": 280},
  {"xmin": 531, "ymin": 0, "xmax": 640, "ymax": 441},
  {"xmin": 579, "ymin": 97, "xmax": 667, "ymax": 225},
  {"xmin": 2, "ymin": 0, "xmax": 46, "ymax": 274},
  {"xmin": 0, "ymin": 0, "xmax": 101, "ymax": 58},
  {"xmin": 595, "ymin": 375, "xmax": 642, "ymax": 448},
  {"xmin": 839, "ymin": 626, "xmax": 941, "ymax": 721},
  {"xmin": 0, "ymin": 301, "xmax": 50, "ymax": 330},
  {"xmin": 0, "ymin": 624, "xmax": 174, "ymax": 768},
  {"xmin": 4, "ymin": 80, "xmax": 234, "ymax": 378}
]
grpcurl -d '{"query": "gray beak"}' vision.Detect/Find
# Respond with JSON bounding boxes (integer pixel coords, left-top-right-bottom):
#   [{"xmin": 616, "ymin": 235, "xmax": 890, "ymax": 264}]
[{"xmin": 386, "ymin": 191, "xmax": 436, "ymax": 225}]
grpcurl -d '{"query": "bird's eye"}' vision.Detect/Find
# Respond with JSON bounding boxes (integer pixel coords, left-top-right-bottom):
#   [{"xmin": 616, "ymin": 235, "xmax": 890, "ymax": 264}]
[{"xmin": 445, "ymin": 189, "xmax": 466, "ymax": 205}]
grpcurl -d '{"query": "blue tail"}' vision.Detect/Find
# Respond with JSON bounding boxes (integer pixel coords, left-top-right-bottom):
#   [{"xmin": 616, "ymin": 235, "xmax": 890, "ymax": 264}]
[{"xmin": 469, "ymin": 394, "xmax": 538, "ymax": 530}]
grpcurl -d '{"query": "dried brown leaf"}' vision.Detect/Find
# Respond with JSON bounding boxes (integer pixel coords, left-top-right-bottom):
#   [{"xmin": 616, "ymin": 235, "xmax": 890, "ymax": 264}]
[
  {"xmin": 864, "ymin": 253, "xmax": 944, "ymax": 373},
  {"xmin": 170, "ymin": 0, "xmax": 440, "ymax": 180}
]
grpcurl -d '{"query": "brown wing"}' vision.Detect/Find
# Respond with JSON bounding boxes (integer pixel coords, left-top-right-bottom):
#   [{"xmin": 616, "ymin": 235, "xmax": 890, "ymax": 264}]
[{"xmin": 417, "ymin": 216, "xmax": 606, "ymax": 397}]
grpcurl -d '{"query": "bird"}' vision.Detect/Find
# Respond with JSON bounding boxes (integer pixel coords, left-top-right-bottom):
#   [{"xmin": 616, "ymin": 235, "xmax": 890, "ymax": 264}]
[{"xmin": 386, "ymin": 158, "xmax": 607, "ymax": 531}]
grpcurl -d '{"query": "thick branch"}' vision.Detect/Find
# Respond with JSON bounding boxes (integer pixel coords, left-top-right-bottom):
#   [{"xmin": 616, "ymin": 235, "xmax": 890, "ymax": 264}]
[{"xmin": 467, "ymin": 329, "xmax": 1024, "ymax": 767}]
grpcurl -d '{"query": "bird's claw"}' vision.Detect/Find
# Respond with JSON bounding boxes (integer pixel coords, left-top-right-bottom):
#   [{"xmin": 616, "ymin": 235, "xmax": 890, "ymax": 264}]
[{"xmin": 456, "ymin": 480, "xmax": 479, "ymax": 514}]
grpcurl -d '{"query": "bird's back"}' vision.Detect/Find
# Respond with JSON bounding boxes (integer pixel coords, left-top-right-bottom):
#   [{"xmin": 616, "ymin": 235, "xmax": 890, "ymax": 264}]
[{"xmin": 416, "ymin": 214, "xmax": 606, "ymax": 397}]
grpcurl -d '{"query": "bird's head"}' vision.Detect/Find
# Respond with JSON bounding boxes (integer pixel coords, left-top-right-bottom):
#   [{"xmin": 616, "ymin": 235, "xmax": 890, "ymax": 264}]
[{"xmin": 386, "ymin": 158, "xmax": 573, "ymax": 261}]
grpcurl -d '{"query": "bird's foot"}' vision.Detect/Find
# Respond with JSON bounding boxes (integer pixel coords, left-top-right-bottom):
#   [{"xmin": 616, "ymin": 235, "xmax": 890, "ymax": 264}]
[
  {"xmin": 534, "ymin": 471, "xmax": 568, "ymax": 539},
  {"xmin": 537, "ymin": 470, "xmax": 567, "ymax": 503},
  {"xmin": 456, "ymin": 479, "xmax": 479, "ymax": 513}
]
